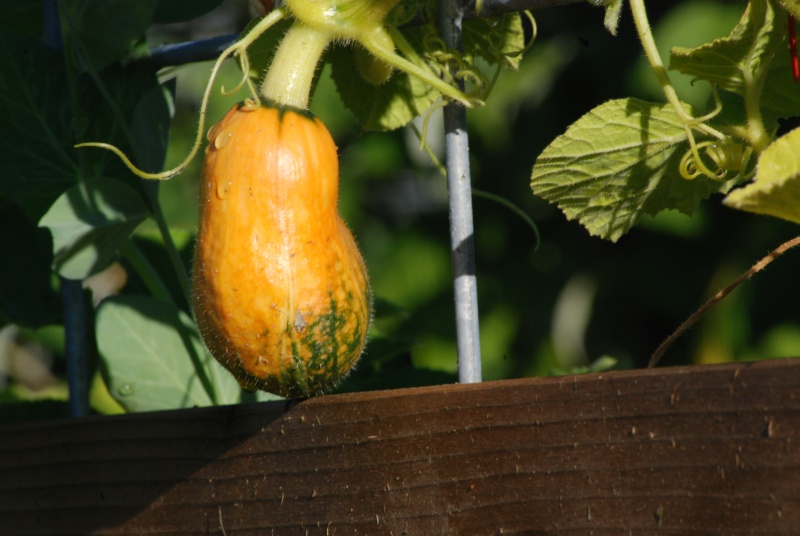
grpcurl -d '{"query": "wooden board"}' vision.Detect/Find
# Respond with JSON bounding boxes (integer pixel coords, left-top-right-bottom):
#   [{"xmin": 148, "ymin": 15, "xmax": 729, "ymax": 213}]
[{"xmin": 2, "ymin": 358, "xmax": 799, "ymax": 535}]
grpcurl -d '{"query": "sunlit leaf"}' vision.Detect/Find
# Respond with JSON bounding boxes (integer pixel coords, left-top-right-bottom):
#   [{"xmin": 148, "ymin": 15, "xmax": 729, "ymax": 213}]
[
  {"xmin": 724, "ymin": 126, "xmax": 800, "ymax": 224},
  {"xmin": 39, "ymin": 177, "xmax": 149, "ymax": 279},
  {"xmin": 329, "ymin": 34, "xmax": 440, "ymax": 131},
  {"xmin": 670, "ymin": 0, "xmax": 781, "ymax": 95},
  {"xmin": 97, "ymin": 294, "xmax": 218, "ymax": 412},
  {"xmin": 531, "ymin": 98, "xmax": 721, "ymax": 242},
  {"xmin": 97, "ymin": 295, "xmax": 279, "ymax": 411},
  {"xmin": 603, "ymin": 0, "xmax": 625, "ymax": 36},
  {"xmin": 777, "ymin": 0, "xmax": 800, "ymax": 18}
]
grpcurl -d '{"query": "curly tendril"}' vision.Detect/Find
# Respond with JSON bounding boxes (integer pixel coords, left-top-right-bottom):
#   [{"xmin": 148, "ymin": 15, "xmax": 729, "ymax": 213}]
[
  {"xmin": 74, "ymin": 6, "xmax": 290, "ymax": 180},
  {"xmin": 680, "ymin": 138, "xmax": 753, "ymax": 181}
]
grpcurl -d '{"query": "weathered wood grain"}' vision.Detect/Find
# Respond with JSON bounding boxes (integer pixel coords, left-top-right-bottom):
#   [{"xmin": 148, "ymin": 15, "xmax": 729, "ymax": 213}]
[{"xmin": 2, "ymin": 358, "xmax": 799, "ymax": 535}]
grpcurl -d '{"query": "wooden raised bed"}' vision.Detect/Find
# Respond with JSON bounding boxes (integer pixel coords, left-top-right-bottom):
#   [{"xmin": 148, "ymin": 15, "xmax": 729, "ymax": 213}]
[{"xmin": 2, "ymin": 358, "xmax": 799, "ymax": 535}]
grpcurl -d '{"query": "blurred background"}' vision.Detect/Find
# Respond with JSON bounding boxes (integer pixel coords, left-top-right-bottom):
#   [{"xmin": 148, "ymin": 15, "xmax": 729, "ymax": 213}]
[{"xmin": 4, "ymin": 0, "xmax": 800, "ymax": 413}]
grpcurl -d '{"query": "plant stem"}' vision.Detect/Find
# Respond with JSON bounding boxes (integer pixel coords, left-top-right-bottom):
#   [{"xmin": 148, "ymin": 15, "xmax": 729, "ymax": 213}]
[
  {"xmin": 744, "ymin": 68, "xmax": 770, "ymax": 152},
  {"xmin": 440, "ymin": 0, "xmax": 482, "ymax": 385},
  {"xmin": 628, "ymin": 0, "xmax": 724, "ymax": 142},
  {"xmin": 260, "ymin": 22, "xmax": 332, "ymax": 109},
  {"xmin": 142, "ymin": 184, "xmax": 192, "ymax": 308},
  {"xmin": 628, "ymin": 0, "xmax": 685, "ymax": 118},
  {"xmin": 120, "ymin": 239, "xmax": 176, "ymax": 306},
  {"xmin": 648, "ymin": 236, "xmax": 800, "ymax": 368}
]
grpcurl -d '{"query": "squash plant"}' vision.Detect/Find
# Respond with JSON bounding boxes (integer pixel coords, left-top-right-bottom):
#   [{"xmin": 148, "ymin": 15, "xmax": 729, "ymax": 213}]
[
  {"xmin": 1, "ymin": 0, "xmax": 799, "ymax": 418},
  {"xmin": 531, "ymin": 0, "xmax": 800, "ymax": 364},
  {"xmin": 0, "ymin": 0, "xmax": 523, "ymax": 414},
  {"xmin": 532, "ymin": 0, "xmax": 800, "ymax": 241}
]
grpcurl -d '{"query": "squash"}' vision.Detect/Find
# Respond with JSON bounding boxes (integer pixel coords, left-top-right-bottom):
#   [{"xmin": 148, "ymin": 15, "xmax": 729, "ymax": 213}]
[{"xmin": 192, "ymin": 101, "xmax": 371, "ymax": 398}]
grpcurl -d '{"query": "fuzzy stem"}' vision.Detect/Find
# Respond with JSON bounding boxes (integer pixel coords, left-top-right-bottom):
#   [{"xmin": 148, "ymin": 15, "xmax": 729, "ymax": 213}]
[
  {"xmin": 629, "ymin": 0, "xmax": 685, "ymax": 117},
  {"xmin": 260, "ymin": 22, "xmax": 332, "ymax": 109},
  {"xmin": 629, "ymin": 0, "xmax": 724, "ymax": 141}
]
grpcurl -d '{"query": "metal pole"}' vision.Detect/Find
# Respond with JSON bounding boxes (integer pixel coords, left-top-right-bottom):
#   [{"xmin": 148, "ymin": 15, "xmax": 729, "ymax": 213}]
[
  {"xmin": 62, "ymin": 278, "xmax": 90, "ymax": 418},
  {"xmin": 439, "ymin": 0, "xmax": 482, "ymax": 384}
]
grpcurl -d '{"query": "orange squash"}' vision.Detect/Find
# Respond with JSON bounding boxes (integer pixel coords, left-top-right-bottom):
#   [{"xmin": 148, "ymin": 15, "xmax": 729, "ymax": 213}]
[{"xmin": 192, "ymin": 101, "xmax": 371, "ymax": 398}]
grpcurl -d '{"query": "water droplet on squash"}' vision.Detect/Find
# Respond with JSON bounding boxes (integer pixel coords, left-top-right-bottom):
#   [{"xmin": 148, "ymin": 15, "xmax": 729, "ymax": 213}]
[
  {"xmin": 214, "ymin": 128, "xmax": 232, "ymax": 149},
  {"xmin": 206, "ymin": 123, "xmax": 220, "ymax": 142},
  {"xmin": 118, "ymin": 384, "xmax": 135, "ymax": 397},
  {"xmin": 216, "ymin": 179, "xmax": 232, "ymax": 200}
]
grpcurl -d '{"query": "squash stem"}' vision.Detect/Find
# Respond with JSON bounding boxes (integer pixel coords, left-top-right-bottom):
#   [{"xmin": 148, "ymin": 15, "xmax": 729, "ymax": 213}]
[{"xmin": 260, "ymin": 22, "xmax": 332, "ymax": 109}]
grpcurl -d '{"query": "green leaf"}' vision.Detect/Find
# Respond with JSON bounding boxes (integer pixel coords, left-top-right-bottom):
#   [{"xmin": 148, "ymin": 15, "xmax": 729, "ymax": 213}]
[
  {"xmin": 530, "ymin": 98, "xmax": 721, "ymax": 242},
  {"xmin": 603, "ymin": 0, "xmax": 625, "ymax": 36},
  {"xmin": 75, "ymin": 63, "xmax": 169, "ymax": 172},
  {"xmin": 759, "ymin": 29, "xmax": 800, "ymax": 124},
  {"xmin": 723, "ymin": 126, "xmax": 800, "ymax": 224},
  {"xmin": 329, "ymin": 33, "xmax": 440, "ymax": 131},
  {"xmin": 463, "ymin": 12, "xmax": 525, "ymax": 71},
  {"xmin": 96, "ymin": 295, "xmax": 221, "ymax": 411},
  {"xmin": 130, "ymin": 78, "xmax": 176, "ymax": 174},
  {"xmin": 60, "ymin": 0, "xmax": 158, "ymax": 71},
  {"xmin": 0, "ymin": 31, "xmax": 78, "ymax": 220},
  {"xmin": 39, "ymin": 177, "xmax": 149, "ymax": 279},
  {"xmin": 0, "ymin": 202, "xmax": 61, "ymax": 327},
  {"xmin": 97, "ymin": 294, "xmax": 278, "ymax": 411},
  {"xmin": 328, "ymin": 10, "xmax": 523, "ymax": 131},
  {"xmin": 669, "ymin": 0, "xmax": 783, "ymax": 98},
  {"xmin": 777, "ymin": 0, "xmax": 800, "ymax": 18}
]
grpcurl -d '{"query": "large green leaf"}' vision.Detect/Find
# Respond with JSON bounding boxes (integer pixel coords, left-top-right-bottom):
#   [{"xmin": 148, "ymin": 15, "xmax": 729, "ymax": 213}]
[
  {"xmin": 670, "ymin": 0, "xmax": 781, "ymax": 96},
  {"xmin": 0, "ymin": 31, "xmax": 78, "ymax": 220},
  {"xmin": 39, "ymin": 177, "xmax": 149, "ymax": 280},
  {"xmin": 130, "ymin": 78, "xmax": 176, "ymax": 174},
  {"xmin": 96, "ymin": 295, "xmax": 276, "ymax": 412},
  {"xmin": 724, "ymin": 126, "xmax": 800, "ymax": 224},
  {"xmin": 97, "ymin": 295, "xmax": 217, "ymax": 411},
  {"xmin": 74, "ymin": 63, "xmax": 173, "ymax": 180},
  {"xmin": 531, "ymin": 98, "xmax": 721, "ymax": 242},
  {"xmin": 60, "ymin": 0, "xmax": 158, "ymax": 71},
  {"xmin": 759, "ymin": 24, "xmax": 800, "ymax": 124},
  {"xmin": 669, "ymin": 0, "xmax": 800, "ymax": 124},
  {"xmin": 329, "ymin": 31, "xmax": 441, "ymax": 132}
]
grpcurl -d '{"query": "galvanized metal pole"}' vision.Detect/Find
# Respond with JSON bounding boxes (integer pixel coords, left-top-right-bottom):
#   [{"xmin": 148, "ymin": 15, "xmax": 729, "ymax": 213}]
[{"xmin": 439, "ymin": 0, "xmax": 482, "ymax": 384}]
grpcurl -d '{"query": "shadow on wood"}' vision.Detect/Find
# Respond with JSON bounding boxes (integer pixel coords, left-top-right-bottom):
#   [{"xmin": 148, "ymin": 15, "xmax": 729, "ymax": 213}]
[{"xmin": 2, "ymin": 358, "xmax": 799, "ymax": 534}]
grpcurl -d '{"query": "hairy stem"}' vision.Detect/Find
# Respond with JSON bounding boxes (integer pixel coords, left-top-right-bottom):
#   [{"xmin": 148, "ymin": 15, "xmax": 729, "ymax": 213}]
[
  {"xmin": 260, "ymin": 22, "xmax": 332, "ymax": 109},
  {"xmin": 628, "ymin": 0, "xmax": 724, "ymax": 141}
]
